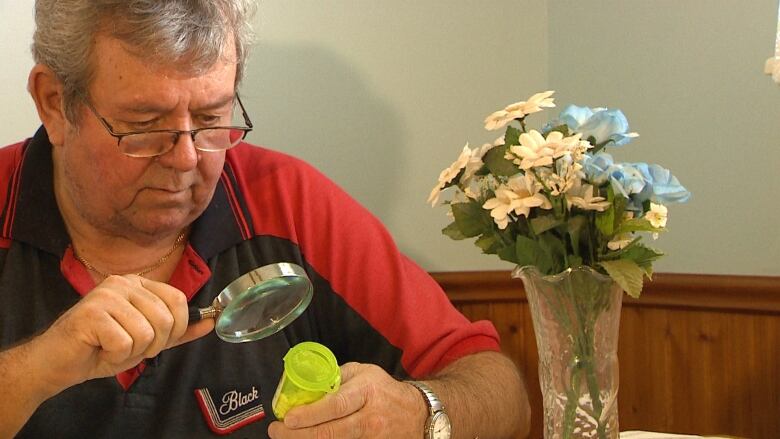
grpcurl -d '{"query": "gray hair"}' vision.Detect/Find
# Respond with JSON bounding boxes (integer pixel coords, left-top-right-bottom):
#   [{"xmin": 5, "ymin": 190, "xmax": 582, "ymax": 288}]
[{"xmin": 32, "ymin": 0, "xmax": 256, "ymax": 124}]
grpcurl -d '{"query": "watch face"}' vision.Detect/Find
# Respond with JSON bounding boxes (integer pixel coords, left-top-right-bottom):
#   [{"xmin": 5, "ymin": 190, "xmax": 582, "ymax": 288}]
[{"xmin": 430, "ymin": 412, "xmax": 452, "ymax": 439}]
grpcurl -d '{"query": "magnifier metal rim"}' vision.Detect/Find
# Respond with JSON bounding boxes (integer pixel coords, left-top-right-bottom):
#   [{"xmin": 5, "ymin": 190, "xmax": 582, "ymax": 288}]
[{"xmin": 214, "ymin": 262, "xmax": 312, "ymax": 343}]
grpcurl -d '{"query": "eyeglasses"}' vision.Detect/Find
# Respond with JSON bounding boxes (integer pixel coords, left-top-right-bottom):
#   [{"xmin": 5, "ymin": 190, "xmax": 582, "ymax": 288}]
[{"xmin": 84, "ymin": 95, "xmax": 254, "ymax": 158}]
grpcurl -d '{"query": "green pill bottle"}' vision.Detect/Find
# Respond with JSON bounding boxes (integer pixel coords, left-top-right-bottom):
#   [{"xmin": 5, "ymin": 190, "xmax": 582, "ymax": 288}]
[{"xmin": 272, "ymin": 341, "xmax": 341, "ymax": 420}]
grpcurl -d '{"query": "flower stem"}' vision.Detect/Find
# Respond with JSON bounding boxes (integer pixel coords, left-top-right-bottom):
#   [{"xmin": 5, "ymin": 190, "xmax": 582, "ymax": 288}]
[{"xmin": 568, "ymin": 274, "xmax": 608, "ymax": 439}]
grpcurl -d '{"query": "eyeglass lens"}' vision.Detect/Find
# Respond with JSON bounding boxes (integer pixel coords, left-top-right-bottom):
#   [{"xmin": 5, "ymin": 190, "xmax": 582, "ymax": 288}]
[{"xmin": 120, "ymin": 128, "xmax": 247, "ymax": 157}]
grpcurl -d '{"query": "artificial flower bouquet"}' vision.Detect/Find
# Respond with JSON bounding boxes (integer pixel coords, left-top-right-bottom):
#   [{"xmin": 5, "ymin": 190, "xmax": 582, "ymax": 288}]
[{"xmin": 428, "ymin": 91, "xmax": 690, "ymax": 297}]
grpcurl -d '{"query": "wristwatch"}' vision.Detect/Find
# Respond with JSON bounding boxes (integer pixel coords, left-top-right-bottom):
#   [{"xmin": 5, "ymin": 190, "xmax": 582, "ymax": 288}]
[{"xmin": 406, "ymin": 380, "xmax": 452, "ymax": 439}]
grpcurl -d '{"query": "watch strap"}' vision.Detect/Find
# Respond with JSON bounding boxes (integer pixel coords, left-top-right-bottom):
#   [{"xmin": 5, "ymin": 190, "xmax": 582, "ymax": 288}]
[{"xmin": 406, "ymin": 380, "xmax": 445, "ymax": 414}]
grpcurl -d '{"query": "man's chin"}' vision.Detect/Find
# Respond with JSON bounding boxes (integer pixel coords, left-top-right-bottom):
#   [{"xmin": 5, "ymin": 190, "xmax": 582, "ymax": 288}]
[{"xmin": 128, "ymin": 211, "xmax": 199, "ymax": 239}]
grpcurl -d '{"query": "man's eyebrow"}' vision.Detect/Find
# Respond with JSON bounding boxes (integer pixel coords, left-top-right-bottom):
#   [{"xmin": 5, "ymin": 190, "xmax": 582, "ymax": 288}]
[
  {"xmin": 114, "ymin": 103, "xmax": 170, "ymax": 115},
  {"xmin": 114, "ymin": 95, "xmax": 236, "ymax": 114},
  {"xmin": 192, "ymin": 95, "xmax": 236, "ymax": 112}
]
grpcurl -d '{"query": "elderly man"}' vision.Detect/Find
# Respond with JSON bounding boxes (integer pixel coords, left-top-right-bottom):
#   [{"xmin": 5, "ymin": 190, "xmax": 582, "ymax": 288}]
[{"xmin": 0, "ymin": 1, "xmax": 530, "ymax": 438}]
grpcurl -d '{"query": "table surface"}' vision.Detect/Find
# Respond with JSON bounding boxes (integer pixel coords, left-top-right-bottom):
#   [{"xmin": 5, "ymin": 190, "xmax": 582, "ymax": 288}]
[{"xmin": 620, "ymin": 432, "xmax": 742, "ymax": 439}]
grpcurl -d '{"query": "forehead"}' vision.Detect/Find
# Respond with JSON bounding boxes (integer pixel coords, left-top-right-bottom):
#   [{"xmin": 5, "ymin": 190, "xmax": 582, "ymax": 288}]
[{"xmin": 88, "ymin": 35, "xmax": 237, "ymax": 107}]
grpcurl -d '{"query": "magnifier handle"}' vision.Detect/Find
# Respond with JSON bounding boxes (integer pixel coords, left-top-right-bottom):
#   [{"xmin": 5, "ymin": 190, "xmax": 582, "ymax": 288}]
[
  {"xmin": 188, "ymin": 307, "xmax": 204, "ymax": 323},
  {"xmin": 188, "ymin": 306, "xmax": 219, "ymax": 323}
]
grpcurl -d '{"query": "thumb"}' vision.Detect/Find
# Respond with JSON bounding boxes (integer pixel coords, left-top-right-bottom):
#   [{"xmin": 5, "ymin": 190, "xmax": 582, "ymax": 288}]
[
  {"xmin": 170, "ymin": 319, "xmax": 215, "ymax": 348},
  {"xmin": 339, "ymin": 362, "xmax": 365, "ymax": 384}
]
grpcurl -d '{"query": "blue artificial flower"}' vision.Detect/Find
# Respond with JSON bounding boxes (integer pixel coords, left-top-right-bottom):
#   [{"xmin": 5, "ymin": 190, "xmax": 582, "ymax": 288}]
[
  {"xmin": 558, "ymin": 104, "xmax": 594, "ymax": 130},
  {"xmin": 607, "ymin": 163, "xmax": 646, "ymax": 199},
  {"xmin": 546, "ymin": 105, "xmax": 637, "ymax": 147},
  {"xmin": 578, "ymin": 108, "xmax": 636, "ymax": 147},
  {"xmin": 583, "ymin": 153, "xmax": 646, "ymax": 200},
  {"xmin": 632, "ymin": 163, "xmax": 692, "ymax": 205},
  {"xmin": 581, "ymin": 152, "xmax": 615, "ymax": 185}
]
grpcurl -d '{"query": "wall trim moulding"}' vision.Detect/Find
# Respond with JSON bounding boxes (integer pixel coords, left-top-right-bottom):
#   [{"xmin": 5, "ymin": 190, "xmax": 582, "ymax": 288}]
[{"xmin": 431, "ymin": 271, "xmax": 780, "ymax": 315}]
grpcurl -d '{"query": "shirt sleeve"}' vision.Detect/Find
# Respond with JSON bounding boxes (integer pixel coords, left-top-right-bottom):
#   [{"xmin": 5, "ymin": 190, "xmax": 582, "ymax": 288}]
[{"xmin": 228, "ymin": 146, "xmax": 502, "ymax": 377}]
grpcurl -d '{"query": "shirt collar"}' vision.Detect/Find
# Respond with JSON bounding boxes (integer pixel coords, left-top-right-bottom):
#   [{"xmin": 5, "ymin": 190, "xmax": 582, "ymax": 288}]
[{"xmin": 11, "ymin": 126, "xmax": 246, "ymax": 260}]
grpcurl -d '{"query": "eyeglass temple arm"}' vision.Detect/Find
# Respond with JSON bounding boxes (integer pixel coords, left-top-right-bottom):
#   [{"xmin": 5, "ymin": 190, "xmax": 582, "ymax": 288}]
[{"xmin": 235, "ymin": 94, "xmax": 253, "ymax": 129}]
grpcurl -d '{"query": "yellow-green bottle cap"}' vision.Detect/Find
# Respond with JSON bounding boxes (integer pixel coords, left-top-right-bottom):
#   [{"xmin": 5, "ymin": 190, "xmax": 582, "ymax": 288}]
[{"xmin": 283, "ymin": 342, "xmax": 341, "ymax": 393}]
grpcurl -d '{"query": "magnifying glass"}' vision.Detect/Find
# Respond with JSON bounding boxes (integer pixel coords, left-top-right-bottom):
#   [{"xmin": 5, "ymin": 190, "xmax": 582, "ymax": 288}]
[{"xmin": 188, "ymin": 262, "xmax": 313, "ymax": 343}]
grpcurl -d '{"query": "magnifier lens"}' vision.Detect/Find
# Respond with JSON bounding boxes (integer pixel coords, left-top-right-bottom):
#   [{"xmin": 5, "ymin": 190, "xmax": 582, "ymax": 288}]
[{"xmin": 215, "ymin": 275, "xmax": 312, "ymax": 343}]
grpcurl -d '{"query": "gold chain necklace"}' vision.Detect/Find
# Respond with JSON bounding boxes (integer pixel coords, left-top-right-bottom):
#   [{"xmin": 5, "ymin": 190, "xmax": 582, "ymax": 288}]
[{"xmin": 74, "ymin": 230, "xmax": 187, "ymax": 278}]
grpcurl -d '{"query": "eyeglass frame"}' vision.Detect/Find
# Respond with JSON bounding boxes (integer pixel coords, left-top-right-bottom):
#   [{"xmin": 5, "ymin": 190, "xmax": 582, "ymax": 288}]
[{"xmin": 83, "ymin": 94, "xmax": 254, "ymax": 158}]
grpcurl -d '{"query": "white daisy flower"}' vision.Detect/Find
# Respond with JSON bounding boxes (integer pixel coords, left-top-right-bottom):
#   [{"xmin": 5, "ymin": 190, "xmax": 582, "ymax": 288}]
[
  {"xmin": 505, "ymin": 130, "xmax": 557, "ymax": 170},
  {"xmin": 504, "ymin": 90, "xmax": 556, "ymax": 118},
  {"xmin": 566, "ymin": 183, "xmax": 611, "ymax": 212},
  {"xmin": 645, "ymin": 202, "xmax": 668, "ymax": 239},
  {"xmin": 483, "ymin": 91, "xmax": 556, "ymax": 131},
  {"xmin": 462, "ymin": 143, "xmax": 495, "ymax": 183},
  {"xmin": 645, "ymin": 202, "xmax": 668, "ymax": 228},
  {"xmin": 538, "ymin": 157, "xmax": 584, "ymax": 196},
  {"xmin": 482, "ymin": 174, "xmax": 551, "ymax": 229},
  {"xmin": 484, "ymin": 110, "xmax": 513, "ymax": 131},
  {"xmin": 427, "ymin": 144, "xmax": 471, "ymax": 206}
]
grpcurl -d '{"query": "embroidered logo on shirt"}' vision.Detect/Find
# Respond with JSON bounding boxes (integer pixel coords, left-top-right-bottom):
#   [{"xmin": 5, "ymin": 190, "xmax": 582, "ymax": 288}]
[{"xmin": 194, "ymin": 386, "xmax": 266, "ymax": 435}]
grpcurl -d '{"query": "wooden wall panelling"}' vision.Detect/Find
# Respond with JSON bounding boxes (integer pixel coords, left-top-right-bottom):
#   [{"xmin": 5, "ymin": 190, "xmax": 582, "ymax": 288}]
[{"xmin": 433, "ymin": 271, "xmax": 780, "ymax": 439}]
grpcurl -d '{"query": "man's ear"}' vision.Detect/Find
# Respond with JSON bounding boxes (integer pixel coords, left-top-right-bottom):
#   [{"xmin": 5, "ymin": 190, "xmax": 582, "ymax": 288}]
[{"xmin": 27, "ymin": 64, "xmax": 68, "ymax": 147}]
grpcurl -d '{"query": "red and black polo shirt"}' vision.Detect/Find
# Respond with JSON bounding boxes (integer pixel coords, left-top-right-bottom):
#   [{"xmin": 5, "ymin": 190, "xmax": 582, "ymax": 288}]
[{"xmin": 0, "ymin": 127, "xmax": 500, "ymax": 438}]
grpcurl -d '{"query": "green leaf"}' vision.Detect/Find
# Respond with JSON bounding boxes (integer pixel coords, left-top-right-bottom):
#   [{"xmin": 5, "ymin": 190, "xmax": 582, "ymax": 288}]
[
  {"xmin": 567, "ymin": 215, "xmax": 587, "ymax": 256},
  {"xmin": 474, "ymin": 163, "xmax": 490, "ymax": 176},
  {"xmin": 513, "ymin": 236, "xmax": 539, "ymax": 267},
  {"xmin": 612, "ymin": 194, "xmax": 628, "ymax": 231},
  {"xmin": 595, "ymin": 185, "xmax": 616, "ymax": 236},
  {"xmin": 621, "ymin": 244, "xmax": 664, "ymax": 269},
  {"xmin": 497, "ymin": 244, "xmax": 519, "ymax": 264},
  {"xmin": 483, "ymin": 145, "xmax": 520, "ymax": 177},
  {"xmin": 451, "ymin": 201, "xmax": 492, "ymax": 238},
  {"xmin": 546, "ymin": 124, "xmax": 570, "ymax": 137},
  {"xmin": 475, "ymin": 234, "xmax": 499, "ymax": 253},
  {"xmin": 643, "ymin": 265, "xmax": 654, "ymax": 280},
  {"xmin": 595, "ymin": 208, "xmax": 615, "ymax": 236},
  {"xmin": 514, "ymin": 236, "xmax": 554, "ymax": 273},
  {"xmin": 504, "ymin": 126, "xmax": 522, "ymax": 146},
  {"xmin": 615, "ymin": 218, "xmax": 662, "ymax": 235},
  {"xmin": 599, "ymin": 259, "xmax": 645, "ymax": 298},
  {"xmin": 530, "ymin": 215, "xmax": 563, "ymax": 235},
  {"xmin": 602, "ymin": 236, "xmax": 642, "ymax": 261},
  {"xmin": 538, "ymin": 232, "xmax": 566, "ymax": 274},
  {"xmin": 441, "ymin": 221, "xmax": 468, "ymax": 240}
]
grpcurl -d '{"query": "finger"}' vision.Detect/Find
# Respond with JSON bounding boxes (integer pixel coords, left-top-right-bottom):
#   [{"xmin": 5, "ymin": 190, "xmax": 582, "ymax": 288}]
[
  {"xmin": 339, "ymin": 362, "xmax": 363, "ymax": 384},
  {"xmin": 125, "ymin": 287, "xmax": 176, "ymax": 358},
  {"xmin": 88, "ymin": 276, "xmax": 155, "ymax": 359},
  {"xmin": 136, "ymin": 277, "xmax": 189, "ymax": 345},
  {"xmin": 270, "ymin": 409, "xmax": 369, "ymax": 439},
  {"xmin": 283, "ymin": 381, "xmax": 367, "ymax": 429},
  {"xmin": 169, "ymin": 318, "xmax": 215, "ymax": 348},
  {"xmin": 89, "ymin": 310, "xmax": 136, "ymax": 367},
  {"xmin": 99, "ymin": 290, "xmax": 157, "ymax": 359}
]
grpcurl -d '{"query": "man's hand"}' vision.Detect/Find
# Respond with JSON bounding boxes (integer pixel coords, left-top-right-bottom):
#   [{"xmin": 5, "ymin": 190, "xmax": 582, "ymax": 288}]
[
  {"xmin": 268, "ymin": 362, "xmax": 427, "ymax": 438},
  {"xmin": 33, "ymin": 274, "xmax": 214, "ymax": 391},
  {"xmin": 0, "ymin": 274, "xmax": 214, "ymax": 438},
  {"xmin": 268, "ymin": 352, "xmax": 531, "ymax": 439}
]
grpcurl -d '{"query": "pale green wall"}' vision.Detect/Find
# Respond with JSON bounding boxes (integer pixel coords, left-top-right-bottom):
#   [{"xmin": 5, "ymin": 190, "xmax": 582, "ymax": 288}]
[
  {"xmin": 0, "ymin": 2, "xmax": 37, "ymax": 141},
  {"xmin": 243, "ymin": 1, "xmax": 547, "ymax": 272},
  {"xmin": 1, "ymin": 1, "xmax": 777, "ymax": 275},
  {"xmin": 547, "ymin": 1, "xmax": 780, "ymax": 275}
]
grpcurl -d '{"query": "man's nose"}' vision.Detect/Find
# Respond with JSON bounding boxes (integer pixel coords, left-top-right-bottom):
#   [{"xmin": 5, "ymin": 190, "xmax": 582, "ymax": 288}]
[{"xmin": 158, "ymin": 130, "xmax": 199, "ymax": 170}]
